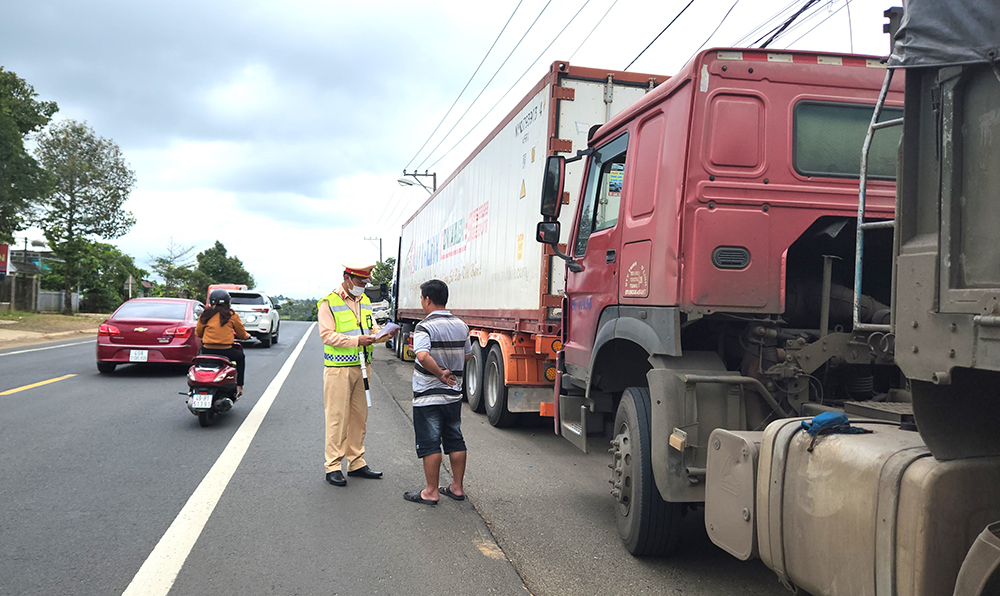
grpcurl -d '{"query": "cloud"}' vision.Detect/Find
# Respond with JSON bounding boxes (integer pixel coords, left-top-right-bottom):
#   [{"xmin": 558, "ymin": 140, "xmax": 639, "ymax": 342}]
[{"xmin": 3, "ymin": 0, "xmax": 894, "ymax": 299}]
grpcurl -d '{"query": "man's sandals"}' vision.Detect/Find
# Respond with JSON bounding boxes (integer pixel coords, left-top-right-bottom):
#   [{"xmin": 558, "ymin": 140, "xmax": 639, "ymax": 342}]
[
  {"xmin": 440, "ymin": 486, "xmax": 465, "ymax": 501},
  {"xmin": 403, "ymin": 490, "xmax": 438, "ymax": 505}
]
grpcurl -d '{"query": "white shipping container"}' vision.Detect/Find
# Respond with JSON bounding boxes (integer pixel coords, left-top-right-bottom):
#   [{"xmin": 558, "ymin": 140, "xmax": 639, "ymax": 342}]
[{"xmin": 398, "ymin": 62, "xmax": 663, "ymax": 331}]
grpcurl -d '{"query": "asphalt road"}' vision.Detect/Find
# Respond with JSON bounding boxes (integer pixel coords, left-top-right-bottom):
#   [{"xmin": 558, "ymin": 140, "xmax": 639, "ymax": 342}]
[{"xmin": 0, "ymin": 321, "xmax": 789, "ymax": 595}]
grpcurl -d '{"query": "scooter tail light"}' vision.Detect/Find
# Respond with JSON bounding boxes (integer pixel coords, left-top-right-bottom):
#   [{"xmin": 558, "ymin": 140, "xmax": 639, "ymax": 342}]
[{"xmin": 214, "ymin": 371, "xmax": 229, "ymax": 383}]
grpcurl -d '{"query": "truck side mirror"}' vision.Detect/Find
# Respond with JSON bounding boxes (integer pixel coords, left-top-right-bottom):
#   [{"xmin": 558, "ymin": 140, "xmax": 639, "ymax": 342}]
[
  {"xmin": 536, "ymin": 221, "xmax": 560, "ymax": 245},
  {"xmin": 540, "ymin": 156, "xmax": 565, "ymax": 219}
]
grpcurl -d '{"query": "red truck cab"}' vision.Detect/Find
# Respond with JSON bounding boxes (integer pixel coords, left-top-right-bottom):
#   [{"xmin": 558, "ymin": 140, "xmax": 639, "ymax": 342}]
[{"xmin": 538, "ymin": 48, "xmax": 903, "ymax": 555}]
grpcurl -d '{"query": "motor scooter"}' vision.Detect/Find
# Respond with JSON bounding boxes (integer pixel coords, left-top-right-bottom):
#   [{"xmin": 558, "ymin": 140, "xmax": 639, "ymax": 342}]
[{"xmin": 184, "ymin": 346, "xmax": 241, "ymax": 427}]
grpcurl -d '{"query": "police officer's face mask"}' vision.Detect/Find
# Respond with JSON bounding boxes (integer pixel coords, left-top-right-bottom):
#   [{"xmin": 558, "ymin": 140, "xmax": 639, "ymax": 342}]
[{"xmin": 349, "ymin": 284, "xmax": 365, "ymax": 297}]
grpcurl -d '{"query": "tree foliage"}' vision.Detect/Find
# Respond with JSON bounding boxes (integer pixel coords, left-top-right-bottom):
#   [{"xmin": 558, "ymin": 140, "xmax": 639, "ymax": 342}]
[
  {"xmin": 41, "ymin": 240, "xmax": 148, "ymax": 313},
  {"xmin": 0, "ymin": 68, "xmax": 58, "ymax": 243},
  {"xmin": 196, "ymin": 241, "xmax": 255, "ymax": 288},
  {"xmin": 270, "ymin": 295, "xmax": 318, "ymax": 321},
  {"xmin": 371, "ymin": 257, "xmax": 395, "ymax": 290},
  {"xmin": 149, "ymin": 240, "xmax": 205, "ymax": 299},
  {"xmin": 150, "ymin": 239, "xmax": 255, "ymax": 301},
  {"xmin": 35, "ymin": 119, "xmax": 136, "ymax": 313}
]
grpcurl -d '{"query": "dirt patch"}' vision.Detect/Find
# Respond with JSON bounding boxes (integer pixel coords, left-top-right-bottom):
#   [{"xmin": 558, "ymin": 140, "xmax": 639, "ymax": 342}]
[{"xmin": 0, "ymin": 312, "xmax": 107, "ymax": 334}]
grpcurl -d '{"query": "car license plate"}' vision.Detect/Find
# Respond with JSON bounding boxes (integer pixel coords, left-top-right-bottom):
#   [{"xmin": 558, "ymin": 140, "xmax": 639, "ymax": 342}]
[
  {"xmin": 191, "ymin": 393, "xmax": 212, "ymax": 409},
  {"xmin": 129, "ymin": 350, "xmax": 148, "ymax": 362}
]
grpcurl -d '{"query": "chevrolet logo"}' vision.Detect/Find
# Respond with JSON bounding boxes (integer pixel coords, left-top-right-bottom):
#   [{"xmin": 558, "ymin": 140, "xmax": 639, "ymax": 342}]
[{"xmin": 134, "ymin": 327, "xmax": 148, "ymax": 332}]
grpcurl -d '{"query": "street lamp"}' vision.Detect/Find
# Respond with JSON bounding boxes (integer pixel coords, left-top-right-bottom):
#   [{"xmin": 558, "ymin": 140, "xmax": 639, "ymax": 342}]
[{"xmin": 397, "ymin": 170, "xmax": 437, "ymax": 194}]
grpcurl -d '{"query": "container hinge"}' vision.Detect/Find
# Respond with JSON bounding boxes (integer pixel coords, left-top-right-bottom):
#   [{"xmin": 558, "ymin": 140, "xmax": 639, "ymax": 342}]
[
  {"xmin": 552, "ymin": 85, "xmax": 575, "ymax": 101},
  {"xmin": 549, "ymin": 138, "xmax": 573, "ymax": 153}
]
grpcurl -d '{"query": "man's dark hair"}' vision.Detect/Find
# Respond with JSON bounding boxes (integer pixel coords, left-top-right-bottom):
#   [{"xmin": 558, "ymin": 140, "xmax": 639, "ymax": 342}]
[{"xmin": 420, "ymin": 279, "xmax": 448, "ymax": 306}]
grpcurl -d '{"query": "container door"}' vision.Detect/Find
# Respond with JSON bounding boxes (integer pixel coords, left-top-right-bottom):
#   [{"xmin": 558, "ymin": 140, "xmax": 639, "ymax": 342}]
[{"xmin": 564, "ymin": 132, "xmax": 629, "ymax": 370}]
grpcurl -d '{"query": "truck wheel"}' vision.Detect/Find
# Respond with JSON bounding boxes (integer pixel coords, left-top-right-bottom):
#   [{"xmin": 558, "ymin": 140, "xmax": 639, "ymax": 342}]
[
  {"xmin": 465, "ymin": 341, "xmax": 486, "ymax": 413},
  {"xmin": 612, "ymin": 386, "xmax": 682, "ymax": 556},
  {"xmin": 484, "ymin": 344, "xmax": 517, "ymax": 427}
]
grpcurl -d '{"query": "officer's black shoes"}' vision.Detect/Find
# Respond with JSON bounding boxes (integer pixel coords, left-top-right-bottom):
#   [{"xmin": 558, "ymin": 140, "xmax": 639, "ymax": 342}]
[
  {"xmin": 326, "ymin": 470, "xmax": 347, "ymax": 486},
  {"xmin": 347, "ymin": 465, "xmax": 383, "ymax": 479}
]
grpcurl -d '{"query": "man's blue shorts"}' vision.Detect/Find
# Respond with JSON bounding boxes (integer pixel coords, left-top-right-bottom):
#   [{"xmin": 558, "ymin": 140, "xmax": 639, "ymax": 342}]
[{"xmin": 413, "ymin": 401, "xmax": 466, "ymax": 458}]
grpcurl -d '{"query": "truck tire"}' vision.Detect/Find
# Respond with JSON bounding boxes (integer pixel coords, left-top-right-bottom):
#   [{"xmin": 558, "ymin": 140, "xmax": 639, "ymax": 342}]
[
  {"xmin": 398, "ymin": 323, "xmax": 414, "ymax": 361},
  {"xmin": 465, "ymin": 341, "xmax": 486, "ymax": 413},
  {"xmin": 612, "ymin": 387, "xmax": 682, "ymax": 556},
  {"xmin": 484, "ymin": 344, "xmax": 517, "ymax": 427}
]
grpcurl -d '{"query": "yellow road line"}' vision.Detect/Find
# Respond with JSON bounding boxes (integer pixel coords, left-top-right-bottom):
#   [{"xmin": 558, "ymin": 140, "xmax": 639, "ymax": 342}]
[{"xmin": 0, "ymin": 374, "xmax": 77, "ymax": 396}]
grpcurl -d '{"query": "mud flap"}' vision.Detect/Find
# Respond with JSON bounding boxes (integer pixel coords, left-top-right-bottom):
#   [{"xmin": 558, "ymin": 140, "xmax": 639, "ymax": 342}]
[{"xmin": 646, "ymin": 351, "xmax": 736, "ymax": 503}]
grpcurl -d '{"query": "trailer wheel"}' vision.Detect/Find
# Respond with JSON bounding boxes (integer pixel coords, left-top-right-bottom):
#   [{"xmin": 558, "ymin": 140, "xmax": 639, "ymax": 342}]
[
  {"xmin": 484, "ymin": 344, "xmax": 517, "ymax": 427},
  {"xmin": 612, "ymin": 387, "xmax": 682, "ymax": 556},
  {"xmin": 465, "ymin": 341, "xmax": 486, "ymax": 413}
]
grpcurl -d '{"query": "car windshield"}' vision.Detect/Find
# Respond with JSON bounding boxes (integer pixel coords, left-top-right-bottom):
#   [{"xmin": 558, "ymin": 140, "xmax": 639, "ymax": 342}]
[
  {"xmin": 114, "ymin": 302, "xmax": 188, "ymax": 320},
  {"xmin": 230, "ymin": 293, "xmax": 265, "ymax": 305}
]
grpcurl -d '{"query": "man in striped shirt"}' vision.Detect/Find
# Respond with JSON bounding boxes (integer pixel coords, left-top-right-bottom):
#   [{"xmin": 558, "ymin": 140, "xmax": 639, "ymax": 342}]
[{"xmin": 403, "ymin": 279, "xmax": 472, "ymax": 505}]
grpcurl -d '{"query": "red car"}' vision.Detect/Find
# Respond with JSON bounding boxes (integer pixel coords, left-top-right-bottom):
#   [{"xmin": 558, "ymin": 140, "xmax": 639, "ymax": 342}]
[{"xmin": 96, "ymin": 298, "xmax": 204, "ymax": 373}]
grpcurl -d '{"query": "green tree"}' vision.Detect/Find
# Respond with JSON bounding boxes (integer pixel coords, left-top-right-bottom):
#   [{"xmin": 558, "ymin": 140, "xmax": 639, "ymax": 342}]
[
  {"xmin": 371, "ymin": 257, "xmax": 395, "ymax": 291},
  {"xmin": 149, "ymin": 239, "xmax": 207, "ymax": 299},
  {"xmin": 41, "ymin": 240, "xmax": 147, "ymax": 312},
  {"xmin": 0, "ymin": 68, "xmax": 58, "ymax": 243},
  {"xmin": 195, "ymin": 241, "xmax": 255, "ymax": 288},
  {"xmin": 36, "ymin": 120, "xmax": 136, "ymax": 313}
]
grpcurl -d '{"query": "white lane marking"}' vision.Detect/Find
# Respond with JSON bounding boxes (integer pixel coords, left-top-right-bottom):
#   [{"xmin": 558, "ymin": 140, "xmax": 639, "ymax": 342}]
[
  {"xmin": 121, "ymin": 322, "xmax": 316, "ymax": 596},
  {"xmin": 0, "ymin": 340, "xmax": 92, "ymax": 357}
]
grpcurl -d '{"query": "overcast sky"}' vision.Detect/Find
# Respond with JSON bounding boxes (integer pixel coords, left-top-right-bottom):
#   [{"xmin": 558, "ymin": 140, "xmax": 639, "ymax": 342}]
[{"xmin": 3, "ymin": 0, "xmax": 894, "ymax": 299}]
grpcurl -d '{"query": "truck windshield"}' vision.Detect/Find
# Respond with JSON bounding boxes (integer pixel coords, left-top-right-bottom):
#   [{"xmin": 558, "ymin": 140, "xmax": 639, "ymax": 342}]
[
  {"xmin": 794, "ymin": 101, "xmax": 903, "ymax": 179},
  {"xmin": 575, "ymin": 133, "xmax": 629, "ymax": 257}
]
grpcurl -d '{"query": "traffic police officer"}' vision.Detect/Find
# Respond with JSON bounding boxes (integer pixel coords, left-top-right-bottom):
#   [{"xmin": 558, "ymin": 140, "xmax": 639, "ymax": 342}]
[{"xmin": 318, "ymin": 263, "xmax": 395, "ymax": 486}]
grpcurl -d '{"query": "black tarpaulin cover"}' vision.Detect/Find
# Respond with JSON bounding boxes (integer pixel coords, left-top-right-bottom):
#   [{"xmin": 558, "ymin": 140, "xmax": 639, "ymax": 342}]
[{"xmin": 889, "ymin": 0, "xmax": 1000, "ymax": 68}]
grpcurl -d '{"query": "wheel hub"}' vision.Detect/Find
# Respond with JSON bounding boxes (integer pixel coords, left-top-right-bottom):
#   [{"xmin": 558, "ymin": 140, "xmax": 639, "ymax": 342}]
[
  {"xmin": 610, "ymin": 424, "xmax": 634, "ymax": 515},
  {"xmin": 468, "ymin": 355, "xmax": 479, "ymax": 395},
  {"xmin": 486, "ymin": 362, "xmax": 498, "ymax": 408}
]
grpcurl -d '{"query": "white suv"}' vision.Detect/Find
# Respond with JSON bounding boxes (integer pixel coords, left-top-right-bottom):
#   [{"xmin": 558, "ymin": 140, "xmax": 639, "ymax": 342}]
[{"xmin": 229, "ymin": 291, "xmax": 281, "ymax": 347}]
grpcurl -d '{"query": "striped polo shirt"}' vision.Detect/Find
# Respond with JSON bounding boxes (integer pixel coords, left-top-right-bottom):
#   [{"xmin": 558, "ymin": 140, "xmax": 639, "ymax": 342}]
[{"xmin": 411, "ymin": 310, "xmax": 472, "ymax": 407}]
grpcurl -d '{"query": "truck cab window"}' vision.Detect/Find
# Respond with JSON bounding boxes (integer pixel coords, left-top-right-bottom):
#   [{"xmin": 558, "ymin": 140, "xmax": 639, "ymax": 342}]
[{"xmin": 574, "ymin": 133, "xmax": 629, "ymax": 257}]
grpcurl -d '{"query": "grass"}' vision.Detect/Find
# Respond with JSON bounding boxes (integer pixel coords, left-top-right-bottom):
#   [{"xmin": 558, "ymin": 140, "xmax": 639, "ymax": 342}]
[{"xmin": 0, "ymin": 311, "xmax": 107, "ymax": 333}]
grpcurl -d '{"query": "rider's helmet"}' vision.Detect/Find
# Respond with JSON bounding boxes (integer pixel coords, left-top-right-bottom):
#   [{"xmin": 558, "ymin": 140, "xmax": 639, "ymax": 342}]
[{"xmin": 209, "ymin": 289, "xmax": 231, "ymax": 306}]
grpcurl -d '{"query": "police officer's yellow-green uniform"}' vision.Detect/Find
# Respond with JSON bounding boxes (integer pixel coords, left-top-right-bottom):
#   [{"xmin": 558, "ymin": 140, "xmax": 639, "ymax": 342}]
[{"xmin": 317, "ymin": 267, "xmax": 387, "ymax": 476}]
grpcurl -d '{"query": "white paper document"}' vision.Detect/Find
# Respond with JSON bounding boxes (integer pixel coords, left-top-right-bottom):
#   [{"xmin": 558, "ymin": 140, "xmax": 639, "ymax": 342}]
[{"xmin": 374, "ymin": 322, "xmax": 400, "ymax": 340}]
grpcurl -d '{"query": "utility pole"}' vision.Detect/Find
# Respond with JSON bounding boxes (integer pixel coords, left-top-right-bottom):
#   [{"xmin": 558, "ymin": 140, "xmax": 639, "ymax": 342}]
[{"xmin": 365, "ymin": 237, "xmax": 383, "ymax": 262}]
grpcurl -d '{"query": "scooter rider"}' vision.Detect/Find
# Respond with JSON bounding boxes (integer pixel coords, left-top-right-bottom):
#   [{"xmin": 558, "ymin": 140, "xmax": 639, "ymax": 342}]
[{"xmin": 196, "ymin": 289, "xmax": 251, "ymax": 397}]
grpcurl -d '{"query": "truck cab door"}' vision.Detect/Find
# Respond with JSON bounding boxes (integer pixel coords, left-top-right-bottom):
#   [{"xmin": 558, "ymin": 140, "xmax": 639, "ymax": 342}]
[{"xmin": 564, "ymin": 132, "xmax": 629, "ymax": 374}]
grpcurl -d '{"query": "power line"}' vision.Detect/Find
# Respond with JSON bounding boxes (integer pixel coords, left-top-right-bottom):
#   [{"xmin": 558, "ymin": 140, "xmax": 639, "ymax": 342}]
[
  {"xmin": 749, "ymin": 0, "xmax": 813, "ymax": 46},
  {"xmin": 569, "ymin": 0, "xmax": 619, "ymax": 62},
  {"xmin": 426, "ymin": 0, "xmax": 592, "ymax": 172},
  {"xmin": 687, "ymin": 0, "xmax": 740, "ymax": 62},
  {"xmin": 730, "ymin": 0, "xmax": 800, "ymax": 47},
  {"xmin": 375, "ymin": 186, "xmax": 402, "ymax": 225},
  {"xmin": 414, "ymin": 0, "xmax": 553, "ymax": 171},
  {"xmin": 782, "ymin": 0, "xmax": 852, "ymax": 49},
  {"xmin": 403, "ymin": 0, "xmax": 524, "ymax": 171},
  {"xmin": 624, "ymin": 0, "xmax": 696, "ymax": 71},
  {"xmin": 760, "ymin": 0, "xmax": 819, "ymax": 48},
  {"xmin": 767, "ymin": 0, "xmax": 840, "ymax": 48},
  {"xmin": 845, "ymin": 0, "xmax": 854, "ymax": 53}
]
